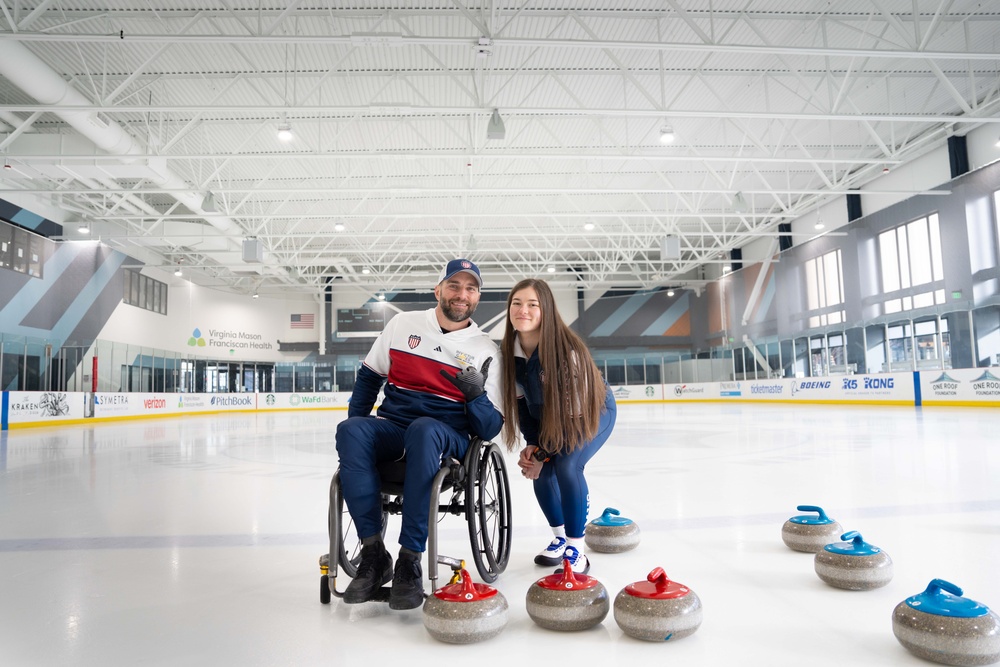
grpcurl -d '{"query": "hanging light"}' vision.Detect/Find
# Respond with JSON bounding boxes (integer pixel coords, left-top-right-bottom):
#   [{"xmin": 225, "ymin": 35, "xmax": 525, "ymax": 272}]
[
  {"xmin": 252, "ymin": 291, "xmax": 259, "ymax": 299},
  {"xmin": 667, "ymin": 288, "xmax": 675, "ymax": 297},
  {"xmin": 277, "ymin": 113, "xmax": 293, "ymax": 142},
  {"xmin": 174, "ymin": 267, "xmax": 183, "ymax": 277},
  {"xmin": 659, "ymin": 126, "xmax": 675, "ymax": 144},
  {"xmin": 547, "ymin": 266, "xmax": 556, "ymax": 273},
  {"xmin": 583, "ymin": 221, "xmax": 595, "ymax": 231},
  {"xmin": 334, "ymin": 222, "xmax": 345, "ymax": 232}
]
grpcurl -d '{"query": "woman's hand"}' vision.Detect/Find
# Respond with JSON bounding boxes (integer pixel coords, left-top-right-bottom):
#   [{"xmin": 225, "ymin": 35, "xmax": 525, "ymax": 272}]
[{"xmin": 518, "ymin": 446, "xmax": 543, "ymax": 480}]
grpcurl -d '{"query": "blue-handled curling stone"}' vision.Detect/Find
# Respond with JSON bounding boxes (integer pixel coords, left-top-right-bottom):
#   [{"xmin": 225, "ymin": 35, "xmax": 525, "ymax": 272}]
[
  {"xmin": 585, "ymin": 507, "xmax": 641, "ymax": 553},
  {"xmin": 814, "ymin": 530, "xmax": 893, "ymax": 590},
  {"xmin": 781, "ymin": 505, "xmax": 843, "ymax": 553},
  {"xmin": 892, "ymin": 579, "xmax": 1000, "ymax": 666}
]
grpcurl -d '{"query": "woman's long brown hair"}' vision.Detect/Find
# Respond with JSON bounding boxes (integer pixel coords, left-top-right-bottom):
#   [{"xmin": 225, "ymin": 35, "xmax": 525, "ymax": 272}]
[{"xmin": 500, "ymin": 278, "xmax": 607, "ymax": 454}]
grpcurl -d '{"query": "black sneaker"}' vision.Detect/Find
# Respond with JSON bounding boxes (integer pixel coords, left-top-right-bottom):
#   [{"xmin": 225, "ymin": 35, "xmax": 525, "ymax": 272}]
[
  {"xmin": 388, "ymin": 552, "xmax": 424, "ymax": 610},
  {"xmin": 343, "ymin": 542, "xmax": 393, "ymax": 604}
]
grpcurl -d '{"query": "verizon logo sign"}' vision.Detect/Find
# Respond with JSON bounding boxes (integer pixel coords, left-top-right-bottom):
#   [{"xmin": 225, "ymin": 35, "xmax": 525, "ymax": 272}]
[{"xmin": 144, "ymin": 398, "xmax": 167, "ymax": 409}]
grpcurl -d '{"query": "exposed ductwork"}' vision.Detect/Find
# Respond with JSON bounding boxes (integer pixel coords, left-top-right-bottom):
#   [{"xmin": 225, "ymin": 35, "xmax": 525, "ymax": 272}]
[{"xmin": 0, "ymin": 39, "xmax": 294, "ymax": 289}]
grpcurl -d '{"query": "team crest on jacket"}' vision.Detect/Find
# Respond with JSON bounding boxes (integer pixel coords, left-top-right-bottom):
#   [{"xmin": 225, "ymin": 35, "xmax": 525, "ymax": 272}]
[
  {"xmin": 455, "ymin": 350, "xmax": 475, "ymax": 365},
  {"xmin": 408, "ymin": 334, "xmax": 421, "ymax": 349}
]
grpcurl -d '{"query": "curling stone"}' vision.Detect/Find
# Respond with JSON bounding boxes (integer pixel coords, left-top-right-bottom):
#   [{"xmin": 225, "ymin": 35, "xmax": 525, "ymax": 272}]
[
  {"xmin": 814, "ymin": 530, "xmax": 893, "ymax": 590},
  {"xmin": 422, "ymin": 568, "xmax": 508, "ymax": 644},
  {"xmin": 781, "ymin": 505, "xmax": 843, "ymax": 553},
  {"xmin": 526, "ymin": 558, "xmax": 609, "ymax": 632},
  {"xmin": 892, "ymin": 579, "xmax": 1000, "ymax": 666},
  {"xmin": 585, "ymin": 507, "xmax": 641, "ymax": 553},
  {"xmin": 613, "ymin": 567, "xmax": 702, "ymax": 642}
]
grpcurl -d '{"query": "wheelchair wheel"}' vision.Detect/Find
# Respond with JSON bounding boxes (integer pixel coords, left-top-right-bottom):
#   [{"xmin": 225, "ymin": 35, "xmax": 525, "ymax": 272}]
[
  {"xmin": 466, "ymin": 440, "xmax": 512, "ymax": 582},
  {"xmin": 330, "ymin": 473, "xmax": 388, "ymax": 579}
]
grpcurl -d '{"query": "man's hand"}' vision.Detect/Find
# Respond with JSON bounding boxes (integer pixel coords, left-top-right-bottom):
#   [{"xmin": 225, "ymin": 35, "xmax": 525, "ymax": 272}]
[{"xmin": 440, "ymin": 357, "xmax": 492, "ymax": 401}]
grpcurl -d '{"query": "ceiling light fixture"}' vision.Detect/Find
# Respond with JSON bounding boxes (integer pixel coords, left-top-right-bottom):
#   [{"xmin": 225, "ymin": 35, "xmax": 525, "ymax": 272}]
[
  {"xmin": 277, "ymin": 113, "xmax": 293, "ymax": 142},
  {"xmin": 995, "ymin": 135, "xmax": 1000, "ymax": 148},
  {"xmin": 583, "ymin": 221, "xmax": 595, "ymax": 231},
  {"xmin": 361, "ymin": 268, "xmax": 371, "ymax": 275},
  {"xmin": 667, "ymin": 288, "xmax": 675, "ymax": 297},
  {"xmin": 77, "ymin": 224, "xmax": 90, "ymax": 234},
  {"xmin": 486, "ymin": 108, "xmax": 505, "ymax": 141},
  {"xmin": 2, "ymin": 159, "xmax": 11, "ymax": 170},
  {"xmin": 815, "ymin": 220, "xmax": 825, "ymax": 230},
  {"xmin": 174, "ymin": 267, "xmax": 183, "ymax": 277},
  {"xmin": 659, "ymin": 125, "xmax": 675, "ymax": 144},
  {"xmin": 547, "ymin": 266, "xmax": 556, "ymax": 273},
  {"xmin": 377, "ymin": 293, "xmax": 385, "ymax": 301},
  {"xmin": 334, "ymin": 222, "xmax": 345, "ymax": 232},
  {"xmin": 252, "ymin": 292, "xmax": 259, "ymax": 299},
  {"xmin": 732, "ymin": 191, "xmax": 749, "ymax": 213},
  {"xmin": 882, "ymin": 166, "xmax": 890, "ymax": 174},
  {"xmin": 201, "ymin": 192, "xmax": 217, "ymax": 213}
]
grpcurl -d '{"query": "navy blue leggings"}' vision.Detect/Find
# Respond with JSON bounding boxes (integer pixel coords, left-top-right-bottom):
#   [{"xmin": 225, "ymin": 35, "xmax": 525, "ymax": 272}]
[
  {"xmin": 335, "ymin": 416, "xmax": 469, "ymax": 553},
  {"xmin": 532, "ymin": 402, "xmax": 616, "ymax": 539}
]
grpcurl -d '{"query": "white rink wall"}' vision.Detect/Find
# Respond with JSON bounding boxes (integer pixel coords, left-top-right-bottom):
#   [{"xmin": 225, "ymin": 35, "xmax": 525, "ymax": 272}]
[{"xmin": 3, "ymin": 369, "xmax": 998, "ymax": 429}]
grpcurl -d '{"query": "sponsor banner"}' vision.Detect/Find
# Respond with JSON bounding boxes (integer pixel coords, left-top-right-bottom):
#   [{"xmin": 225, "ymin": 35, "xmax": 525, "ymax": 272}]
[
  {"xmin": 823, "ymin": 374, "xmax": 913, "ymax": 403},
  {"xmin": 666, "ymin": 382, "xmax": 714, "ymax": 399},
  {"xmin": 257, "ymin": 392, "xmax": 351, "ymax": 410},
  {"xmin": 920, "ymin": 368, "xmax": 1000, "ymax": 404},
  {"xmin": 94, "ymin": 393, "xmax": 183, "ymax": 418},
  {"xmin": 6, "ymin": 392, "xmax": 86, "ymax": 424},
  {"xmin": 610, "ymin": 385, "xmax": 662, "ymax": 402},
  {"xmin": 665, "ymin": 374, "xmax": 914, "ymax": 403}
]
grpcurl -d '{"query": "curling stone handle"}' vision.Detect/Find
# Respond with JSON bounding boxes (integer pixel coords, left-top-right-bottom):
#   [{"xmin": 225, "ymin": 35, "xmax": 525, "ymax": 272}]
[
  {"xmin": 647, "ymin": 567, "xmax": 674, "ymax": 591},
  {"xmin": 600, "ymin": 507, "xmax": 621, "ymax": 520},
  {"xmin": 926, "ymin": 578, "xmax": 963, "ymax": 598},
  {"xmin": 796, "ymin": 505, "xmax": 830, "ymax": 521},
  {"xmin": 840, "ymin": 530, "xmax": 862, "ymax": 544}
]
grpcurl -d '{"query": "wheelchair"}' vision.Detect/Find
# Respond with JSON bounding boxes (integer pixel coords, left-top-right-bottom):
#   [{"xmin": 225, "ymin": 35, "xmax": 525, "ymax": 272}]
[{"xmin": 319, "ymin": 436, "xmax": 512, "ymax": 604}]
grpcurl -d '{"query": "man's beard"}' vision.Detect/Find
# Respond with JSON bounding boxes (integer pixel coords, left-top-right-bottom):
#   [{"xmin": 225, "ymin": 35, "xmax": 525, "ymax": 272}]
[{"xmin": 440, "ymin": 296, "xmax": 477, "ymax": 323}]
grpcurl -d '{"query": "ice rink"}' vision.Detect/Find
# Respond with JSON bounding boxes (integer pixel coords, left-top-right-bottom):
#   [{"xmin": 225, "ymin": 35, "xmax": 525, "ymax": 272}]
[{"xmin": 2, "ymin": 402, "xmax": 998, "ymax": 666}]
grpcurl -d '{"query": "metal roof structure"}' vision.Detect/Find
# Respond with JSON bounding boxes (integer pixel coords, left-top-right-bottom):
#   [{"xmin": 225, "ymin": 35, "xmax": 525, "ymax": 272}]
[{"xmin": 2, "ymin": 1, "xmax": 999, "ymax": 298}]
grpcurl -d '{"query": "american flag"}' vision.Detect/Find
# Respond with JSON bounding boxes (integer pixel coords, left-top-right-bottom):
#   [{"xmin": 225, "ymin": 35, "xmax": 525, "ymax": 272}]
[{"xmin": 290, "ymin": 313, "xmax": 315, "ymax": 329}]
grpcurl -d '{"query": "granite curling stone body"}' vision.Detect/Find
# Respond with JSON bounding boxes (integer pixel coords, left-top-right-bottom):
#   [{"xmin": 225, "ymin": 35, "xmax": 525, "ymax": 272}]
[
  {"xmin": 892, "ymin": 579, "xmax": 1000, "ymax": 666},
  {"xmin": 814, "ymin": 530, "xmax": 893, "ymax": 590},
  {"xmin": 422, "ymin": 569, "xmax": 509, "ymax": 644},
  {"xmin": 585, "ymin": 507, "xmax": 641, "ymax": 554},
  {"xmin": 613, "ymin": 567, "xmax": 702, "ymax": 642},
  {"xmin": 525, "ymin": 559, "xmax": 609, "ymax": 632},
  {"xmin": 781, "ymin": 505, "xmax": 843, "ymax": 553}
]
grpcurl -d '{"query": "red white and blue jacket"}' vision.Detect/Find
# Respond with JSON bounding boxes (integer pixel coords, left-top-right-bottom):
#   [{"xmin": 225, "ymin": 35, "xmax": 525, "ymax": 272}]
[{"xmin": 348, "ymin": 308, "xmax": 503, "ymax": 440}]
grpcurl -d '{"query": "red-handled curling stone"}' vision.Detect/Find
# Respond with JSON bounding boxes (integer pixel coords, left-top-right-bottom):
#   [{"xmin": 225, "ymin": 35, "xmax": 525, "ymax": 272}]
[
  {"xmin": 613, "ymin": 567, "xmax": 702, "ymax": 642},
  {"xmin": 892, "ymin": 579, "xmax": 1000, "ymax": 666},
  {"xmin": 585, "ymin": 507, "xmax": 641, "ymax": 553},
  {"xmin": 814, "ymin": 530, "xmax": 892, "ymax": 590},
  {"xmin": 422, "ymin": 568, "xmax": 508, "ymax": 644},
  {"xmin": 525, "ymin": 558, "xmax": 609, "ymax": 632},
  {"xmin": 781, "ymin": 505, "xmax": 843, "ymax": 553}
]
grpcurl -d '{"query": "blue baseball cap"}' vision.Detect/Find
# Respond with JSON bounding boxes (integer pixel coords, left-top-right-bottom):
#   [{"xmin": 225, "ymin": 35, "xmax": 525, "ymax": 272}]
[{"xmin": 438, "ymin": 259, "xmax": 483, "ymax": 288}]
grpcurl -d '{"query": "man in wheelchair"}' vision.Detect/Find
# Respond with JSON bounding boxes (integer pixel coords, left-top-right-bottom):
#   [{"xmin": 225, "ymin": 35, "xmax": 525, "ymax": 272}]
[{"xmin": 335, "ymin": 259, "xmax": 503, "ymax": 610}]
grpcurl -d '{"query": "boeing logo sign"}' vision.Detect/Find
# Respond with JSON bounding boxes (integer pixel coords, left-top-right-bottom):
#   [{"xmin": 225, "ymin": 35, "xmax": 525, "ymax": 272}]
[{"xmin": 790, "ymin": 380, "xmax": 830, "ymax": 395}]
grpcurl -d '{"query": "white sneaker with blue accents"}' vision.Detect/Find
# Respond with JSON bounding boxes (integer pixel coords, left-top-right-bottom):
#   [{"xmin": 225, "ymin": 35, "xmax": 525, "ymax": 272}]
[
  {"xmin": 554, "ymin": 545, "xmax": 591, "ymax": 575},
  {"xmin": 534, "ymin": 536, "xmax": 567, "ymax": 566}
]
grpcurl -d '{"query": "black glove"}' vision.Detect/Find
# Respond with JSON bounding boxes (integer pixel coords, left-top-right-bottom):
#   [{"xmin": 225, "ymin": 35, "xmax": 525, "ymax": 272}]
[{"xmin": 440, "ymin": 357, "xmax": 492, "ymax": 401}]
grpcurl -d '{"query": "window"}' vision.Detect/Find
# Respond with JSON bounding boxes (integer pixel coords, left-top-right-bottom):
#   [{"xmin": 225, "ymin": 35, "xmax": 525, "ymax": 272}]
[
  {"xmin": 803, "ymin": 249, "xmax": 845, "ymax": 327},
  {"xmin": 0, "ymin": 219, "xmax": 47, "ymax": 279},
  {"xmin": 878, "ymin": 214, "xmax": 945, "ymax": 314},
  {"xmin": 123, "ymin": 269, "xmax": 168, "ymax": 315}
]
